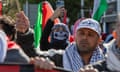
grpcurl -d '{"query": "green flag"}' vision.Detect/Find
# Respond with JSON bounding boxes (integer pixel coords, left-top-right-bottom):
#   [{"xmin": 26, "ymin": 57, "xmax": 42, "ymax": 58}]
[
  {"xmin": 92, "ymin": 0, "xmax": 108, "ymax": 21},
  {"xmin": 34, "ymin": 3, "xmax": 42, "ymax": 48}
]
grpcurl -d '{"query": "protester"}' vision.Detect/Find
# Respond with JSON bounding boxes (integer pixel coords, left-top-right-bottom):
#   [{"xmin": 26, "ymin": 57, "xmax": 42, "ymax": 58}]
[
  {"xmin": 14, "ymin": 8, "xmax": 67, "ymax": 67},
  {"xmin": 15, "ymin": 11, "xmax": 39, "ymax": 57},
  {"xmin": 0, "ymin": 15, "xmax": 56, "ymax": 70},
  {"xmin": 63, "ymin": 18, "xmax": 105, "ymax": 72},
  {"xmin": 0, "ymin": 15, "xmax": 29, "ymax": 63},
  {"xmin": 40, "ymin": 7, "xmax": 70, "ymax": 51},
  {"xmin": 79, "ymin": 15, "xmax": 120, "ymax": 72}
]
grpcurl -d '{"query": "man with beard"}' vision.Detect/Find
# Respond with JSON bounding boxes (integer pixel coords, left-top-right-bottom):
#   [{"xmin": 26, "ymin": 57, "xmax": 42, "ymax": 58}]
[
  {"xmin": 63, "ymin": 18, "xmax": 105, "ymax": 72},
  {"xmin": 79, "ymin": 15, "xmax": 120, "ymax": 72}
]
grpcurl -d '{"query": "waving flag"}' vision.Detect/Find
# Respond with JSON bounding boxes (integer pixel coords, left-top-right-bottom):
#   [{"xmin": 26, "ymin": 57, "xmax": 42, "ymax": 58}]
[
  {"xmin": 0, "ymin": 1, "xmax": 2, "ymax": 16},
  {"xmin": 92, "ymin": 0, "xmax": 108, "ymax": 21},
  {"xmin": 34, "ymin": 2, "xmax": 42, "ymax": 48},
  {"xmin": 34, "ymin": 1, "xmax": 60, "ymax": 48}
]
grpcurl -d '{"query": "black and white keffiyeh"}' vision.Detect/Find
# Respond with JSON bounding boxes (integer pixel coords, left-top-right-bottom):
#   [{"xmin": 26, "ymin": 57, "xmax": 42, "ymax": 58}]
[{"xmin": 63, "ymin": 43, "xmax": 105, "ymax": 72}]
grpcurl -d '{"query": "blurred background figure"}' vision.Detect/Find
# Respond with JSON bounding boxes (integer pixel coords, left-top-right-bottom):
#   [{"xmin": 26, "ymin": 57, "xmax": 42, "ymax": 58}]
[
  {"xmin": 40, "ymin": 7, "xmax": 70, "ymax": 51},
  {"xmin": 15, "ymin": 11, "xmax": 39, "ymax": 57},
  {"xmin": 0, "ymin": 15, "xmax": 29, "ymax": 64}
]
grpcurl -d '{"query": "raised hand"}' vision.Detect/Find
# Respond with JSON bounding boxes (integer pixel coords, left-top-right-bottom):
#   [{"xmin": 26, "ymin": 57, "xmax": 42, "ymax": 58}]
[
  {"xmin": 16, "ymin": 11, "xmax": 30, "ymax": 33},
  {"xmin": 50, "ymin": 7, "xmax": 66, "ymax": 21}
]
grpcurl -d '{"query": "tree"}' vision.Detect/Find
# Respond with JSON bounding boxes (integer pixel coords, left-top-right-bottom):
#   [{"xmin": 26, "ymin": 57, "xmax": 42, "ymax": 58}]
[
  {"xmin": 3, "ymin": 0, "xmax": 94, "ymax": 27},
  {"xmin": 24, "ymin": 0, "xmax": 93, "ymax": 26}
]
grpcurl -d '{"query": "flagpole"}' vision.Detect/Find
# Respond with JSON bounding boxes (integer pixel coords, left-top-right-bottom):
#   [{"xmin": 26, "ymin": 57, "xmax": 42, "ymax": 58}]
[
  {"xmin": 80, "ymin": 0, "xmax": 84, "ymax": 18},
  {"xmin": 25, "ymin": 0, "xmax": 29, "ymax": 17},
  {"xmin": 15, "ymin": 0, "xmax": 21, "ymax": 12},
  {"xmin": 103, "ymin": 12, "xmax": 106, "ymax": 33}
]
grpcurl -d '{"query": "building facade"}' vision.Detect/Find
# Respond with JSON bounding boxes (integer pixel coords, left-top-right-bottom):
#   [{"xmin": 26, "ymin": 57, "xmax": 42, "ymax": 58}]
[{"xmin": 103, "ymin": 0, "xmax": 119, "ymax": 33}]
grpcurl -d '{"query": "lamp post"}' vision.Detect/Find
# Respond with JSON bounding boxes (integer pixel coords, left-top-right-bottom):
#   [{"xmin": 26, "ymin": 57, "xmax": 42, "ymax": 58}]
[
  {"xmin": 25, "ymin": 0, "xmax": 28, "ymax": 17},
  {"xmin": 80, "ymin": 0, "xmax": 84, "ymax": 18}
]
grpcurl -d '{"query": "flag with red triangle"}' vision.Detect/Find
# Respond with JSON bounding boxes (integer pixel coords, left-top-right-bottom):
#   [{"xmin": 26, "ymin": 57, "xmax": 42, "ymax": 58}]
[{"xmin": 34, "ymin": 1, "xmax": 60, "ymax": 48}]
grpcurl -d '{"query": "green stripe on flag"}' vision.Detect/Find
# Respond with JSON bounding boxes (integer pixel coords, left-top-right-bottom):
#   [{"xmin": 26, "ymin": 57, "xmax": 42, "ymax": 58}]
[
  {"xmin": 92, "ymin": 0, "xmax": 108, "ymax": 21},
  {"xmin": 34, "ymin": 3, "xmax": 42, "ymax": 48}
]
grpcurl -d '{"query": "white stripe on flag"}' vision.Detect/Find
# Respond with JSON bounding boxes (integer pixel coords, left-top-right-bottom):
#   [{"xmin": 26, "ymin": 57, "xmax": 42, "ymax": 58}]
[{"xmin": 92, "ymin": 0, "xmax": 100, "ymax": 18}]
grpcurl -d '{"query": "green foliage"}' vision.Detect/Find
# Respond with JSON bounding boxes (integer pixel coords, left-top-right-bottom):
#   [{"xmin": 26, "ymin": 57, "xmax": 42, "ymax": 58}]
[
  {"xmin": 65, "ymin": 0, "xmax": 80, "ymax": 25},
  {"xmin": 3, "ymin": 0, "xmax": 94, "ymax": 26},
  {"xmin": 19, "ymin": 0, "xmax": 93, "ymax": 26}
]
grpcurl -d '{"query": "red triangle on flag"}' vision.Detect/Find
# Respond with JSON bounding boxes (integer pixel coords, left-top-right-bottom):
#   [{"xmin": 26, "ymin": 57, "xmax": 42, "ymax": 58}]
[{"xmin": 42, "ymin": 1, "xmax": 60, "ymax": 30}]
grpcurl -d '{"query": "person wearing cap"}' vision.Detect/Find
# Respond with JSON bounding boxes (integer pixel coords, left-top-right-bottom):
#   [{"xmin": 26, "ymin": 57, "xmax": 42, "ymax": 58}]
[
  {"xmin": 79, "ymin": 15, "xmax": 120, "ymax": 72},
  {"xmin": 63, "ymin": 18, "xmax": 105, "ymax": 72}
]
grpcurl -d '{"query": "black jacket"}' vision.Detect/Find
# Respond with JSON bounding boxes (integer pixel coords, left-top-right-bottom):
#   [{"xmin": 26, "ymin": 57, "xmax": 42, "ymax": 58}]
[
  {"xmin": 16, "ymin": 28, "xmax": 39, "ymax": 57},
  {"xmin": 40, "ymin": 19, "xmax": 54, "ymax": 51},
  {"xmin": 40, "ymin": 19, "xmax": 69, "ymax": 51}
]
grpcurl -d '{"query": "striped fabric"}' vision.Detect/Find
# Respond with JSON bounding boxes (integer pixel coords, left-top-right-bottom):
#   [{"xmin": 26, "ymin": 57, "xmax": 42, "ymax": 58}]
[
  {"xmin": 63, "ymin": 42, "xmax": 105, "ymax": 72},
  {"xmin": 0, "ymin": 30, "xmax": 7, "ymax": 63}
]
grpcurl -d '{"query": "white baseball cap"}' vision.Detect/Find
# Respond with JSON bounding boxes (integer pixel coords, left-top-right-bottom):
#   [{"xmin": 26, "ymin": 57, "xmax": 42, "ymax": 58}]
[{"xmin": 76, "ymin": 18, "xmax": 101, "ymax": 36}]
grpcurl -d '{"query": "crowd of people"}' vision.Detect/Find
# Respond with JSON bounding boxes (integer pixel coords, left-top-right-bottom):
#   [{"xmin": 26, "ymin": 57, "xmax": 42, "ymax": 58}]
[{"xmin": 0, "ymin": 1, "xmax": 120, "ymax": 72}]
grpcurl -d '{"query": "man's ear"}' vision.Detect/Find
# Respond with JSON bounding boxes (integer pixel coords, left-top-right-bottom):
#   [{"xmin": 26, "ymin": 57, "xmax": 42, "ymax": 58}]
[{"xmin": 98, "ymin": 36, "xmax": 103, "ymax": 45}]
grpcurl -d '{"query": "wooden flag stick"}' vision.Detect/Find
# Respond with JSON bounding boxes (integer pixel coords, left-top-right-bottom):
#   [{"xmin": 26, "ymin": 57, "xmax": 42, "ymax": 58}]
[{"xmin": 15, "ymin": 0, "xmax": 21, "ymax": 12}]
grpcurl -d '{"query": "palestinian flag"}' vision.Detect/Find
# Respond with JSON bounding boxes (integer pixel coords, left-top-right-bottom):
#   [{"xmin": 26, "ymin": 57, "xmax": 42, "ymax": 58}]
[
  {"xmin": 34, "ymin": 1, "xmax": 60, "ymax": 48},
  {"xmin": 92, "ymin": 0, "xmax": 108, "ymax": 21},
  {"xmin": 0, "ymin": 1, "xmax": 2, "ymax": 16}
]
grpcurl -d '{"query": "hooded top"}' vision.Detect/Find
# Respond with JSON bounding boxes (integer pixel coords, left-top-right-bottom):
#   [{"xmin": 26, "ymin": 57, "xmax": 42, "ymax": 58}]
[
  {"xmin": 50, "ymin": 23, "xmax": 70, "ymax": 50},
  {"xmin": 40, "ymin": 19, "xmax": 70, "ymax": 50}
]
